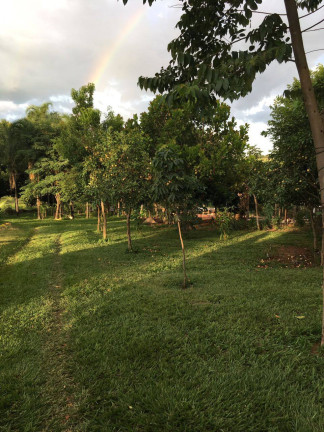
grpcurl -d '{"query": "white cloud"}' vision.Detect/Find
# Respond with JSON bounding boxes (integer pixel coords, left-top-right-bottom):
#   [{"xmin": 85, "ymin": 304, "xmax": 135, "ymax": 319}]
[
  {"xmin": 243, "ymin": 96, "xmax": 275, "ymax": 117},
  {"xmin": 0, "ymin": 101, "xmax": 29, "ymax": 121},
  {"xmin": 248, "ymin": 122, "xmax": 272, "ymax": 154},
  {"xmin": 94, "ymin": 85, "xmax": 138, "ymax": 119},
  {"xmin": 49, "ymin": 95, "xmax": 73, "ymax": 104}
]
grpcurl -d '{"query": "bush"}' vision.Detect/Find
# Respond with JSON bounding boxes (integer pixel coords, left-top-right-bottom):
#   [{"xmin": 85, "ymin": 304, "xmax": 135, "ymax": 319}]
[
  {"xmin": 295, "ymin": 209, "xmax": 309, "ymax": 227},
  {"xmin": 214, "ymin": 209, "xmax": 235, "ymax": 239}
]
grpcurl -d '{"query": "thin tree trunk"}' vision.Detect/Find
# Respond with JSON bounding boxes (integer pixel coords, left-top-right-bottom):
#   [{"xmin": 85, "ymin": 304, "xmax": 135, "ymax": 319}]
[
  {"xmin": 101, "ymin": 200, "xmax": 107, "ymax": 241},
  {"xmin": 37, "ymin": 196, "xmax": 41, "ymax": 220},
  {"xmin": 55, "ymin": 194, "xmax": 61, "ymax": 220},
  {"xmin": 14, "ymin": 183, "xmax": 19, "ymax": 215},
  {"xmin": 309, "ymin": 208, "xmax": 318, "ymax": 254},
  {"xmin": 293, "ymin": 206, "xmax": 297, "ymax": 223},
  {"xmin": 284, "ymin": 209, "xmax": 288, "ymax": 226},
  {"xmin": 177, "ymin": 214, "xmax": 188, "ymax": 288},
  {"xmin": 126, "ymin": 211, "xmax": 132, "ymax": 251},
  {"xmin": 9, "ymin": 172, "xmax": 19, "ymax": 215},
  {"xmin": 284, "ymin": 0, "xmax": 324, "ymax": 345},
  {"xmin": 85, "ymin": 202, "xmax": 89, "ymax": 219},
  {"xmin": 70, "ymin": 201, "xmax": 74, "ymax": 219},
  {"xmin": 253, "ymin": 194, "xmax": 260, "ymax": 230},
  {"xmin": 97, "ymin": 205, "xmax": 101, "ymax": 232}
]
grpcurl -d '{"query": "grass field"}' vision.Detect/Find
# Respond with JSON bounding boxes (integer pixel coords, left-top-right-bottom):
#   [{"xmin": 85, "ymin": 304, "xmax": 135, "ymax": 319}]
[{"xmin": 0, "ymin": 215, "xmax": 323, "ymax": 431}]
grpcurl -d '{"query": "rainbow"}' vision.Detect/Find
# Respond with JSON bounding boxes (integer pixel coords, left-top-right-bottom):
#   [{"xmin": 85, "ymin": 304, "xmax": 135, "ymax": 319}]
[{"xmin": 89, "ymin": 8, "xmax": 146, "ymax": 88}]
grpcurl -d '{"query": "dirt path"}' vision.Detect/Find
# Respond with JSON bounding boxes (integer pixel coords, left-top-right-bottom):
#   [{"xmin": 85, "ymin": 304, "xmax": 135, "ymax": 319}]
[{"xmin": 42, "ymin": 234, "xmax": 78, "ymax": 432}]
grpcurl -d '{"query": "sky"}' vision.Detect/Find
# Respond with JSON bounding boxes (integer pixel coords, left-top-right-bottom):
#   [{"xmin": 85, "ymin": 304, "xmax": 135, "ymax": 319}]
[{"xmin": 0, "ymin": 0, "xmax": 323, "ymax": 154}]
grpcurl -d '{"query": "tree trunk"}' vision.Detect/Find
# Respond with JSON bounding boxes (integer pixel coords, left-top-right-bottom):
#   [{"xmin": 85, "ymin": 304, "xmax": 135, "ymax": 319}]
[
  {"xmin": 284, "ymin": 0, "xmax": 324, "ymax": 345},
  {"xmin": 101, "ymin": 200, "xmax": 107, "ymax": 241},
  {"xmin": 253, "ymin": 194, "xmax": 260, "ymax": 230},
  {"xmin": 70, "ymin": 201, "xmax": 74, "ymax": 219},
  {"xmin": 126, "ymin": 211, "xmax": 132, "ymax": 251},
  {"xmin": 9, "ymin": 172, "xmax": 19, "ymax": 215},
  {"xmin": 37, "ymin": 196, "xmax": 41, "ymax": 220},
  {"xmin": 309, "ymin": 208, "xmax": 318, "ymax": 254},
  {"xmin": 55, "ymin": 193, "xmax": 61, "ymax": 220},
  {"xmin": 14, "ymin": 183, "xmax": 19, "ymax": 215},
  {"xmin": 97, "ymin": 205, "xmax": 101, "ymax": 232},
  {"xmin": 177, "ymin": 215, "xmax": 188, "ymax": 288},
  {"xmin": 284, "ymin": 209, "xmax": 288, "ymax": 226},
  {"xmin": 85, "ymin": 202, "xmax": 89, "ymax": 219}
]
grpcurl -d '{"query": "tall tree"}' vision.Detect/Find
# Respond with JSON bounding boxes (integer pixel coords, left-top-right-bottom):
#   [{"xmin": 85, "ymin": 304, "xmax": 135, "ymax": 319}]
[
  {"xmin": 265, "ymin": 66, "xmax": 323, "ymax": 249},
  {"xmin": 56, "ymin": 83, "xmax": 102, "ymax": 221},
  {"xmin": 25, "ymin": 103, "xmax": 62, "ymax": 218},
  {"xmin": 0, "ymin": 118, "xmax": 34, "ymax": 214}
]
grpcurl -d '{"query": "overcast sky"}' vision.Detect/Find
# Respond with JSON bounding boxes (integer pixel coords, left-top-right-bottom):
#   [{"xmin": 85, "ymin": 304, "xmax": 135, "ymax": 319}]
[{"xmin": 0, "ymin": 0, "xmax": 323, "ymax": 154}]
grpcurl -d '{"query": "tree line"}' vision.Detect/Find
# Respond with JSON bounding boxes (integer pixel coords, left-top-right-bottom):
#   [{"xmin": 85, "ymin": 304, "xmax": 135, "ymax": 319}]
[{"xmin": 0, "ymin": 67, "xmax": 323, "ymax": 286}]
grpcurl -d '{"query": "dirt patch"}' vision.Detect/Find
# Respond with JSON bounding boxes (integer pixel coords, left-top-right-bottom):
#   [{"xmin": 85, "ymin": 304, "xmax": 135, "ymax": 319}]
[
  {"xmin": 311, "ymin": 342, "xmax": 321, "ymax": 356},
  {"xmin": 258, "ymin": 245, "xmax": 315, "ymax": 269}
]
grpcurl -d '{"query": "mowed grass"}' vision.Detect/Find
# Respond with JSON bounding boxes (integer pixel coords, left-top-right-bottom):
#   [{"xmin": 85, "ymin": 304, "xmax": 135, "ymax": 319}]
[{"xmin": 0, "ymin": 215, "xmax": 324, "ymax": 431}]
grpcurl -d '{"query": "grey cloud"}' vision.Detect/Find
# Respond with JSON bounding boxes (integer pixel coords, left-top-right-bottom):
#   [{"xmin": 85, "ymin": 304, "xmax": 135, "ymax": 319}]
[{"xmin": 0, "ymin": 0, "xmax": 322, "ymax": 155}]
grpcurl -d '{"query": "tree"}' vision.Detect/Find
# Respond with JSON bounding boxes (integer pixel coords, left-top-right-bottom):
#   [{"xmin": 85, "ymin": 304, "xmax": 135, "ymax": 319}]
[
  {"xmin": 265, "ymin": 66, "xmax": 323, "ymax": 249},
  {"xmin": 22, "ymin": 147, "xmax": 69, "ymax": 220},
  {"xmin": 123, "ymin": 0, "xmax": 324, "ymax": 344},
  {"xmin": 0, "ymin": 118, "xmax": 35, "ymax": 214},
  {"xmin": 107, "ymin": 124, "xmax": 151, "ymax": 251},
  {"xmin": 239, "ymin": 147, "xmax": 265, "ymax": 229},
  {"xmin": 152, "ymin": 144, "xmax": 203, "ymax": 288},
  {"xmin": 56, "ymin": 83, "xmax": 102, "ymax": 221},
  {"xmin": 25, "ymin": 103, "xmax": 62, "ymax": 218},
  {"xmin": 195, "ymin": 102, "xmax": 249, "ymax": 209}
]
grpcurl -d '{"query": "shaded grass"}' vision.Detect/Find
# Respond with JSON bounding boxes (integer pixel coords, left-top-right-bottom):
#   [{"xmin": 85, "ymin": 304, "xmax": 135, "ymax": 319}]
[{"xmin": 0, "ymin": 215, "xmax": 324, "ymax": 431}]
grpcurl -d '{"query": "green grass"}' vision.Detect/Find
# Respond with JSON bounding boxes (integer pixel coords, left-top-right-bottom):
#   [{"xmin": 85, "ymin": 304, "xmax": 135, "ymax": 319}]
[
  {"xmin": 0, "ymin": 196, "xmax": 29, "ymax": 212},
  {"xmin": 0, "ymin": 215, "xmax": 324, "ymax": 431}
]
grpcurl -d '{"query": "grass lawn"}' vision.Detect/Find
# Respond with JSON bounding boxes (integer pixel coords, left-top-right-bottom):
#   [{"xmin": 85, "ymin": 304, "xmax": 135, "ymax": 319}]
[{"xmin": 0, "ymin": 215, "xmax": 323, "ymax": 431}]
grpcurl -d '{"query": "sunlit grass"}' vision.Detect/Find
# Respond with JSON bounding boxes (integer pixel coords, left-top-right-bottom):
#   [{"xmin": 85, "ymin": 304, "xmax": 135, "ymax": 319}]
[{"xmin": 0, "ymin": 215, "xmax": 323, "ymax": 431}]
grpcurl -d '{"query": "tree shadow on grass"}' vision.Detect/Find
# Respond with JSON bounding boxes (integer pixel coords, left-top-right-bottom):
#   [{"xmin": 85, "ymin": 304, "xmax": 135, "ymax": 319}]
[
  {"xmin": 2, "ymin": 220, "xmax": 317, "ymax": 313},
  {"xmin": 1, "ymin": 219, "xmax": 323, "ymax": 431}
]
